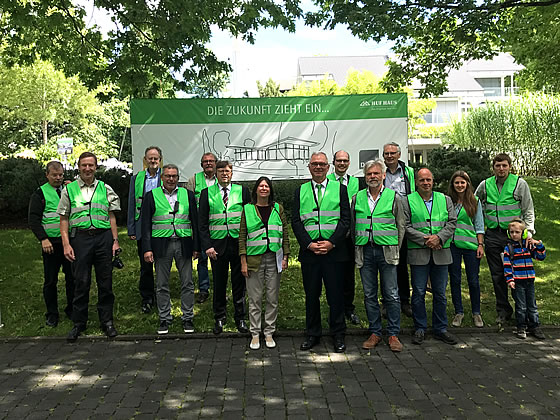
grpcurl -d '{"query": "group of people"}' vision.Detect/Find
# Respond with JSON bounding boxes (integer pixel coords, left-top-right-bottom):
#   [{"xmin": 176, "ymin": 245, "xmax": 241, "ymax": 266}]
[{"xmin": 29, "ymin": 146, "xmax": 546, "ymax": 349}]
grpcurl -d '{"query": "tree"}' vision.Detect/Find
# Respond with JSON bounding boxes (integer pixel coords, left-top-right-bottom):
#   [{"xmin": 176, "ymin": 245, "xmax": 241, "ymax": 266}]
[
  {"xmin": 0, "ymin": 0, "xmax": 301, "ymax": 98},
  {"xmin": 306, "ymin": 0, "xmax": 560, "ymax": 97},
  {"xmin": 257, "ymin": 78, "xmax": 283, "ymax": 97}
]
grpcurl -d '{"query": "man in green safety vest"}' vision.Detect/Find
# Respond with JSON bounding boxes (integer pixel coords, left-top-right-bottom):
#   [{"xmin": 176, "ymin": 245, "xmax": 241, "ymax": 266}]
[
  {"xmin": 404, "ymin": 168, "xmax": 457, "ymax": 346},
  {"xmin": 352, "ymin": 159, "xmax": 405, "ymax": 352},
  {"xmin": 141, "ymin": 164, "xmax": 200, "ymax": 335},
  {"xmin": 383, "ymin": 142, "xmax": 415, "ymax": 318},
  {"xmin": 186, "ymin": 152, "xmax": 217, "ymax": 304},
  {"xmin": 292, "ymin": 151, "xmax": 351, "ymax": 353},
  {"xmin": 327, "ymin": 150, "xmax": 361, "ymax": 326},
  {"xmin": 198, "ymin": 160, "xmax": 251, "ymax": 335},
  {"xmin": 127, "ymin": 146, "xmax": 162, "ymax": 314},
  {"xmin": 475, "ymin": 153, "xmax": 536, "ymax": 325},
  {"xmin": 58, "ymin": 152, "xmax": 121, "ymax": 343},
  {"xmin": 28, "ymin": 161, "xmax": 75, "ymax": 328}
]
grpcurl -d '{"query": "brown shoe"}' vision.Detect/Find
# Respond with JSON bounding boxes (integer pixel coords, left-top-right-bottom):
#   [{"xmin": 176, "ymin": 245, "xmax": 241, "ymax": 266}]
[
  {"xmin": 388, "ymin": 336, "xmax": 403, "ymax": 352},
  {"xmin": 362, "ymin": 333, "xmax": 382, "ymax": 350}
]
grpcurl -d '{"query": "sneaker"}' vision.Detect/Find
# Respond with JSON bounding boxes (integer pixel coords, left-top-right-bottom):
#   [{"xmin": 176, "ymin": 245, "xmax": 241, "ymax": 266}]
[
  {"xmin": 411, "ymin": 330, "xmax": 424, "ymax": 345},
  {"xmin": 196, "ymin": 291, "xmax": 209, "ymax": 304},
  {"xmin": 473, "ymin": 314, "xmax": 484, "ymax": 328},
  {"xmin": 516, "ymin": 328, "xmax": 526, "ymax": 339},
  {"xmin": 433, "ymin": 331, "xmax": 458, "ymax": 345},
  {"xmin": 528, "ymin": 327, "xmax": 545, "ymax": 340},
  {"xmin": 388, "ymin": 336, "xmax": 403, "ymax": 352},
  {"xmin": 183, "ymin": 320, "xmax": 194, "ymax": 333},
  {"xmin": 265, "ymin": 335, "xmax": 276, "ymax": 349},
  {"xmin": 157, "ymin": 321, "xmax": 169, "ymax": 335},
  {"xmin": 250, "ymin": 335, "xmax": 260, "ymax": 350},
  {"xmin": 451, "ymin": 313, "xmax": 464, "ymax": 327},
  {"xmin": 362, "ymin": 333, "xmax": 382, "ymax": 350}
]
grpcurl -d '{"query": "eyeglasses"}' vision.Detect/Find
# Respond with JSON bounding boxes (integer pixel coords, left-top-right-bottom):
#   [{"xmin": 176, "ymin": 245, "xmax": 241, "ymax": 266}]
[
  {"xmin": 309, "ymin": 162, "xmax": 328, "ymax": 167},
  {"xmin": 383, "ymin": 151, "xmax": 398, "ymax": 156},
  {"xmin": 163, "ymin": 174, "xmax": 178, "ymax": 179},
  {"xmin": 201, "ymin": 160, "xmax": 216, "ymax": 164},
  {"xmin": 335, "ymin": 159, "xmax": 349, "ymax": 163}
]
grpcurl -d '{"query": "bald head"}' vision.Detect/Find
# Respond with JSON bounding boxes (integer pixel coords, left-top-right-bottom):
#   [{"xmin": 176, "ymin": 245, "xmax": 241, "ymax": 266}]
[{"xmin": 416, "ymin": 168, "xmax": 434, "ymax": 199}]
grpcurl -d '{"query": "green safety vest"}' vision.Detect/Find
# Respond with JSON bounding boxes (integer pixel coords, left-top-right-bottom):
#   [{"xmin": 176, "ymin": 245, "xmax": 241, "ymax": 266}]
[
  {"xmin": 354, "ymin": 188, "xmax": 398, "ymax": 246},
  {"xmin": 299, "ymin": 181, "xmax": 341, "ymax": 240},
  {"xmin": 208, "ymin": 183, "xmax": 243, "ymax": 239},
  {"xmin": 67, "ymin": 180, "xmax": 110, "ymax": 230},
  {"xmin": 40, "ymin": 183, "xmax": 61, "ymax": 238},
  {"xmin": 151, "ymin": 187, "xmax": 192, "ymax": 238},
  {"xmin": 484, "ymin": 174, "xmax": 522, "ymax": 230},
  {"xmin": 194, "ymin": 171, "xmax": 216, "ymax": 205},
  {"xmin": 243, "ymin": 203, "xmax": 283, "ymax": 255},
  {"xmin": 327, "ymin": 173, "xmax": 359, "ymax": 202},
  {"xmin": 404, "ymin": 166, "xmax": 416, "ymax": 193},
  {"xmin": 452, "ymin": 204, "xmax": 478, "ymax": 250},
  {"xmin": 134, "ymin": 170, "xmax": 161, "ymax": 221},
  {"xmin": 407, "ymin": 191, "xmax": 451, "ymax": 249}
]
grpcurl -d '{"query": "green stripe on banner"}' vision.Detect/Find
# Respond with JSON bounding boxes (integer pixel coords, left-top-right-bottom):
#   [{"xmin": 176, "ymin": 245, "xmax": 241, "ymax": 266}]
[{"xmin": 130, "ymin": 94, "xmax": 408, "ymax": 125}]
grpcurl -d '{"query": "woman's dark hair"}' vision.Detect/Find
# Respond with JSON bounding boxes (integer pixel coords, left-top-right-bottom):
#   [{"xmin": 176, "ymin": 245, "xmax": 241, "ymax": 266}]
[
  {"xmin": 252, "ymin": 176, "xmax": 274, "ymax": 205},
  {"xmin": 447, "ymin": 170, "xmax": 478, "ymax": 218}
]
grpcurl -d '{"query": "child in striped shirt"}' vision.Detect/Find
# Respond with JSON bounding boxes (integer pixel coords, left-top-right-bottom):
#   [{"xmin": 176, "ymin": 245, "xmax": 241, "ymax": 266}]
[{"xmin": 504, "ymin": 219, "xmax": 546, "ymax": 340}]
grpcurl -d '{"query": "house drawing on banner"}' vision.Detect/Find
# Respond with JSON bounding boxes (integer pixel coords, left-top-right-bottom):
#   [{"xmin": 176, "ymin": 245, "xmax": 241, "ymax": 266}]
[{"xmin": 226, "ymin": 137, "xmax": 320, "ymax": 163}]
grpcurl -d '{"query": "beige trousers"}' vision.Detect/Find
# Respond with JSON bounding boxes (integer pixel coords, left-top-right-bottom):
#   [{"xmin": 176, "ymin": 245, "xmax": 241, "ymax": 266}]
[{"xmin": 246, "ymin": 252, "xmax": 280, "ymax": 336}]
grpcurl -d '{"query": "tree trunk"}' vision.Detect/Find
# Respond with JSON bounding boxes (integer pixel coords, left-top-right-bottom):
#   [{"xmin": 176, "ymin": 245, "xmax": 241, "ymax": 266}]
[{"xmin": 42, "ymin": 120, "xmax": 48, "ymax": 145}]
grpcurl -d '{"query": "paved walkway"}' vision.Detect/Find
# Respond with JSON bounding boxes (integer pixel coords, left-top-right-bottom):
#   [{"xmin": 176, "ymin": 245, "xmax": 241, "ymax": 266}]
[{"xmin": 1, "ymin": 330, "xmax": 559, "ymax": 419}]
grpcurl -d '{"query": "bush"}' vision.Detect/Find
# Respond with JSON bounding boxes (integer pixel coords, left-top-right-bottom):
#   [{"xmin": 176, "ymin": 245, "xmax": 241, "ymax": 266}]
[{"xmin": 424, "ymin": 146, "xmax": 492, "ymax": 193}]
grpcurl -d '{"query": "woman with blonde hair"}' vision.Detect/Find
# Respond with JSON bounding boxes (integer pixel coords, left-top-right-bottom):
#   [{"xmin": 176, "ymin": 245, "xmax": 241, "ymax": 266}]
[{"xmin": 447, "ymin": 170, "xmax": 485, "ymax": 327}]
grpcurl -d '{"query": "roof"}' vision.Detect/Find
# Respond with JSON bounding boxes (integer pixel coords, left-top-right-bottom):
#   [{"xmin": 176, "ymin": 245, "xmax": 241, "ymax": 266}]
[{"xmin": 297, "ymin": 55, "xmax": 389, "ymax": 85}]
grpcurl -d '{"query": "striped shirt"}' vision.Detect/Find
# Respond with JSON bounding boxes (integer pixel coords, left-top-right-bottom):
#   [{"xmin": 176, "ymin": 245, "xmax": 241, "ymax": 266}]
[{"xmin": 503, "ymin": 241, "xmax": 546, "ymax": 283}]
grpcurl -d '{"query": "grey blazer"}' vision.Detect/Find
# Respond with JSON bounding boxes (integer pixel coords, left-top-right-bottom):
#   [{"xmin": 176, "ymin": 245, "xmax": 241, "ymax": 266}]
[
  {"xmin": 403, "ymin": 193, "xmax": 457, "ymax": 266},
  {"xmin": 351, "ymin": 191, "xmax": 405, "ymax": 267}
]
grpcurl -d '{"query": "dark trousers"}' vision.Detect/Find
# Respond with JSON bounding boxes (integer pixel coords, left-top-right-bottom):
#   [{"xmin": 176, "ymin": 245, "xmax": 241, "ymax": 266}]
[
  {"xmin": 136, "ymin": 240, "xmax": 155, "ymax": 304},
  {"xmin": 70, "ymin": 229, "xmax": 115, "ymax": 328},
  {"xmin": 209, "ymin": 239, "xmax": 246, "ymax": 322},
  {"xmin": 301, "ymin": 256, "xmax": 346, "ymax": 338},
  {"xmin": 485, "ymin": 229, "xmax": 514, "ymax": 319},
  {"xmin": 396, "ymin": 245, "xmax": 410, "ymax": 305},
  {"xmin": 342, "ymin": 258, "xmax": 356, "ymax": 314},
  {"xmin": 43, "ymin": 242, "xmax": 74, "ymax": 320}
]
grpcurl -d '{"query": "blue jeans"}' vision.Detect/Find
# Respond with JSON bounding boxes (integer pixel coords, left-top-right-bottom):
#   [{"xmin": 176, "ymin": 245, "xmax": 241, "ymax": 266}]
[
  {"xmin": 448, "ymin": 244, "xmax": 481, "ymax": 315},
  {"xmin": 411, "ymin": 256, "xmax": 448, "ymax": 334},
  {"xmin": 359, "ymin": 244, "xmax": 400, "ymax": 336},
  {"xmin": 197, "ymin": 251, "xmax": 210, "ymax": 293},
  {"xmin": 512, "ymin": 280, "xmax": 539, "ymax": 330}
]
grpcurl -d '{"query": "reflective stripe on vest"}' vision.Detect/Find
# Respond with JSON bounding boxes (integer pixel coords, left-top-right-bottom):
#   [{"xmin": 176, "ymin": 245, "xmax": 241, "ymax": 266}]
[
  {"xmin": 354, "ymin": 188, "xmax": 398, "ymax": 246},
  {"xmin": 40, "ymin": 183, "xmax": 61, "ymax": 237},
  {"xmin": 194, "ymin": 171, "xmax": 216, "ymax": 206},
  {"xmin": 327, "ymin": 173, "xmax": 359, "ymax": 202},
  {"xmin": 484, "ymin": 174, "xmax": 521, "ymax": 230},
  {"xmin": 452, "ymin": 204, "xmax": 478, "ymax": 250},
  {"xmin": 299, "ymin": 181, "xmax": 341, "ymax": 240},
  {"xmin": 208, "ymin": 183, "xmax": 243, "ymax": 239},
  {"xmin": 244, "ymin": 203, "xmax": 283, "ymax": 255},
  {"xmin": 67, "ymin": 180, "xmax": 110, "ymax": 229},
  {"xmin": 151, "ymin": 187, "xmax": 192, "ymax": 238},
  {"xmin": 407, "ymin": 191, "xmax": 451, "ymax": 249}
]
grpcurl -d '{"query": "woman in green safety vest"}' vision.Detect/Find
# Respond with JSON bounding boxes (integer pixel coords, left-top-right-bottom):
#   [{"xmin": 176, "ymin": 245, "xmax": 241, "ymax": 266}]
[
  {"xmin": 239, "ymin": 177, "xmax": 290, "ymax": 350},
  {"xmin": 447, "ymin": 171, "xmax": 485, "ymax": 328}
]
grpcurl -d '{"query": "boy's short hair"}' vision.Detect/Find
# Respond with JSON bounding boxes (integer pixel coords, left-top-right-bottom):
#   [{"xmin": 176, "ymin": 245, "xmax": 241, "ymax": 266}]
[{"xmin": 508, "ymin": 218, "xmax": 526, "ymax": 231}]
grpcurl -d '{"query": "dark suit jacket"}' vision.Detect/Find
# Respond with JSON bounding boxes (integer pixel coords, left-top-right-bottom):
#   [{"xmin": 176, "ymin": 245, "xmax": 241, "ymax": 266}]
[
  {"xmin": 291, "ymin": 181, "xmax": 351, "ymax": 263},
  {"xmin": 198, "ymin": 184, "xmax": 251, "ymax": 255},
  {"xmin": 141, "ymin": 187, "xmax": 199, "ymax": 259}
]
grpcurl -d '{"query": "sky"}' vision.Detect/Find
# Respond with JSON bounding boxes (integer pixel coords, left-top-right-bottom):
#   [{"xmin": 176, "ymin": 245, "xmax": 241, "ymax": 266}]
[{"xmin": 78, "ymin": 0, "xmax": 392, "ymax": 97}]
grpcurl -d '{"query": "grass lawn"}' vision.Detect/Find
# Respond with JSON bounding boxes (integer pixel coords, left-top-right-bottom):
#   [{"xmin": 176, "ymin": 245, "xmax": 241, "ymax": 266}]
[{"xmin": 1, "ymin": 177, "xmax": 558, "ymax": 337}]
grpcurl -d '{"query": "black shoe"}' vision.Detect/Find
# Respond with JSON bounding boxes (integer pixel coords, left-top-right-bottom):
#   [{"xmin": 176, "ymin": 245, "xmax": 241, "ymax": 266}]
[
  {"xmin": 46, "ymin": 314, "xmax": 59, "ymax": 328},
  {"xmin": 213, "ymin": 319, "xmax": 225, "ymax": 335},
  {"xmin": 158, "ymin": 320, "xmax": 170, "ymax": 335},
  {"xmin": 183, "ymin": 319, "xmax": 195, "ymax": 334},
  {"xmin": 401, "ymin": 303, "xmax": 413, "ymax": 318},
  {"xmin": 346, "ymin": 312, "xmax": 360, "ymax": 325},
  {"xmin": 67, "ymin": 325, "xmax": 85, "ymax": 343},
  {"xmin": 300, "ymin": 336, "xmax": 320, "ymax": 351},
  {"xmin": 412, "ymin": 330, "xmax": 424, "ymax": 345},
  {"xmin": 141, "ymin": 302, "xmax": 153, "ymax": 314},
  {"xmin": 333, "ymin": 337, "xmax": 346, "ymax": 353},
  {"xmin": 528, "ymin": 327, "xmax": 545, "ymax": 340},
  {"xmin": 433, "ymin": 331, "xmax": 457, "ymax": 345},
  {"xmin": 196, "ymin": 291, "xmax": 209, "ymax": 304},
  {"xmin": 236, "ymin": 319, "xmax": 249, "ymax": 334},
  {"xmin": 101, "ymin": 322, "xmax": 118, "ymax": 338}
]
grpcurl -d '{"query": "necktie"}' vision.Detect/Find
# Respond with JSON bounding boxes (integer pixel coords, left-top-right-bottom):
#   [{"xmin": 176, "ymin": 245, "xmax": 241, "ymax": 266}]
[
  {"xmin": 316, "ymin": 184, "xmax": 323, "ymax": 205},
  {"xmin": 223, "ymin": 187, "xmax": 228, "ymax": 207},
  {"xmin": 338, "ymin": 176, "xmax": 346, "ymax": 186},
  {"xmin": 56, "ymin": 187, "xmax": 62, "ymax": 197}
]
